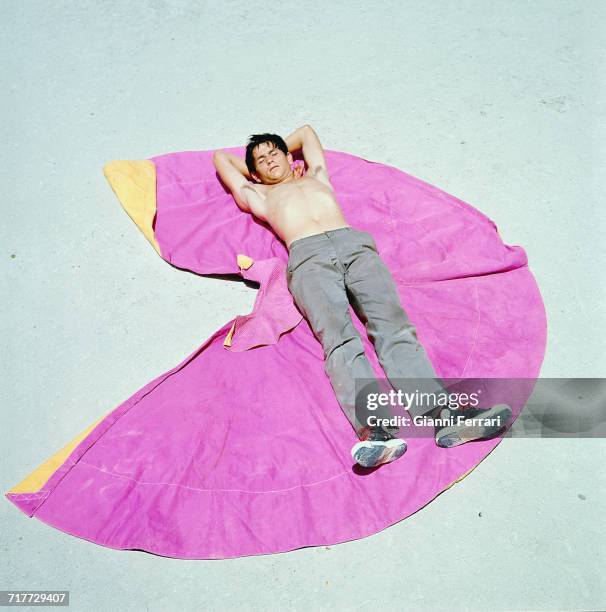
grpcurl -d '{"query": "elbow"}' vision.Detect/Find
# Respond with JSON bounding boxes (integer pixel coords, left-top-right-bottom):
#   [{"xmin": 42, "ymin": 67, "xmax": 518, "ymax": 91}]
[
  {"xmin": 302, "ymin": 124, "xmax": 317, "ymax": 139},
  {"xmin": 214, "ymin": 149, "xmax": 232, "ymax": 161},
  {"xmin": 213, "ymin": 150, "xmax": 226, "ymax": 169}
]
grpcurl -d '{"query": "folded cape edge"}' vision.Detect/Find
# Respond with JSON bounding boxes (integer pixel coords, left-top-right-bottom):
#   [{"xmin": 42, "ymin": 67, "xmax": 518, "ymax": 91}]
[
  {"xmin": 223, "ymin": 254, "xmax": 255, "ymax": 348},
  {"xmin": 102, "ymin": 160, "xmax": 161, "ymax": 255}
]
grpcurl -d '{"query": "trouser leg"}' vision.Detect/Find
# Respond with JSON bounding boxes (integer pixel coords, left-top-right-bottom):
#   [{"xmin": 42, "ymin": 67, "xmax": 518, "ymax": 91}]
[
  {"xmin": 344, "ymin": 237, "xmax": 449, "ymax": 419},
  {"xmin": 287, "ymin": 252, "xmax": 392, "ymax": 438}
]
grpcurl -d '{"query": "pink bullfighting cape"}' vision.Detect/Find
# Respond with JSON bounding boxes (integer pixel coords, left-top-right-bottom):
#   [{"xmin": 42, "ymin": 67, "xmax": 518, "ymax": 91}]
[{"xmin": 5, "ymin": 148, "xmax": 547, "ymax": 559}]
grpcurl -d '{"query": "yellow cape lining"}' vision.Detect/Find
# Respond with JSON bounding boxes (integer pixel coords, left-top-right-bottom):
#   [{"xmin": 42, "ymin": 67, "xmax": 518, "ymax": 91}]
[{"xmin": 103, "ymin": 160, "xmax": 160, "ymax": 255}]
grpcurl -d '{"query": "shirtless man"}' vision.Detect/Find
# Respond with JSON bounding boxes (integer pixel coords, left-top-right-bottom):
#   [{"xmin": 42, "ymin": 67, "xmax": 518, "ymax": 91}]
[
  {"xmin": 213, "ymin": 126, "xmax": 347, "ymax": 247},
  {"xmin": 213, "ymin": 125, "xmax": 513, "ymax": 468}
]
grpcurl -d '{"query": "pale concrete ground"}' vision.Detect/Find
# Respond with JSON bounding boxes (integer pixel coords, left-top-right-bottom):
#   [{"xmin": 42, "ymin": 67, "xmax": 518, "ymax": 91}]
[{"xmin": 1, "ymin": 1, "xmax": 605, "ymax": 610}]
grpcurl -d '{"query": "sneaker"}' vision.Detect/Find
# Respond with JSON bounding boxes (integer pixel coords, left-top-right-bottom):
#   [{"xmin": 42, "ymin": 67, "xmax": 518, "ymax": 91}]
[
  {"xmin": 351, "ymin": 426, "xmax": 407, "ymax": 468},
  {"xmin": 433, "ymin": 403, "xmax": 513, "ymax": 448}
]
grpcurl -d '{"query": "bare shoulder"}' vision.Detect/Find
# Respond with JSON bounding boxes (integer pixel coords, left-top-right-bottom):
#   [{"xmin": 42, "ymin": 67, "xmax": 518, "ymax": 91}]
[
  {"xmin": 242, "ymin": 181, "xmax": 269, "ymax": 204},
  {"xmin": 240, "ymin": 182, "xmax": 270, "ymax": 221}
]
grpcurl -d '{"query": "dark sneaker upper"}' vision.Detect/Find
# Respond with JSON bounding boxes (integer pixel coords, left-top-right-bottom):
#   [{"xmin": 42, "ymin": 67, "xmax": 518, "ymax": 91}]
[
  {"xmin": 432, "ymin": 403, "xmax": 513, "ymax": 448},
  {"xmin": 359, "ymin": 424, "xmax": 399, "ymax": 442}
]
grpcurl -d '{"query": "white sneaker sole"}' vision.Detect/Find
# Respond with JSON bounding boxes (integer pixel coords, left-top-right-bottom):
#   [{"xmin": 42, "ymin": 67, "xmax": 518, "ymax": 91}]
[{"xmin": 351, "ymin": 438, "xmax": 407, "ymax": 468}]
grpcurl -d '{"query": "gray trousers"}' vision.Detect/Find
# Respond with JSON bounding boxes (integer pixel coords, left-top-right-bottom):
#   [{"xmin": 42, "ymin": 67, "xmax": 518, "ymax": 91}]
[{"xmin": 286, "ymin": 226, "xmax": 448, "ymax": 439}]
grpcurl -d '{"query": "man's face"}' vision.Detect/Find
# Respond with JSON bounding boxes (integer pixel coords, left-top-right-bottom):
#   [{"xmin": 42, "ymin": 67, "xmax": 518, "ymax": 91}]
[{"xmin": 251, "ymin": 141, "xmax": 294, "ymax": 184}]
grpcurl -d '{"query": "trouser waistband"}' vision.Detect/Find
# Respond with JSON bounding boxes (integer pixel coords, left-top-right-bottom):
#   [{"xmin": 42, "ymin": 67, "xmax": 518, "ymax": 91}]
[{"xmin": 288, "ymin": 226, "xmax": 358, "ymax": 250}]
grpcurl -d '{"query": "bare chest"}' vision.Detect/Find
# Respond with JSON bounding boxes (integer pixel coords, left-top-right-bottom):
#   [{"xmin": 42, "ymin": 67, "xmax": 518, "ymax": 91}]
[{"xmin": 258, "ymin": 176, "xmax": 333, "ymax": 207}]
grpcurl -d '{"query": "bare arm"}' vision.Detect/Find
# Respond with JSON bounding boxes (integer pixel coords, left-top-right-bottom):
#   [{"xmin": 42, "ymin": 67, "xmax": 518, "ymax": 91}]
[
  {"xmin": 284, "ymin": 124, "xmax": 331, "ymax": 187},
  {"xmin": 218, "ymin": 151, "xmax": 251, "ymax": 179},
  {"xmin": 212, "ymin": 151, "xmax": 268, "ymax": 221},
  {"xmin": 284, "ymin": 126, "xmax": 307, "ymax": 154}
]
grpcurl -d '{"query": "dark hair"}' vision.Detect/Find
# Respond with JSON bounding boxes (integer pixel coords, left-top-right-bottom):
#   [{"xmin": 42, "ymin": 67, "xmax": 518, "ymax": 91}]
[{"xmin": 245, "ymin": 133, "xmax": 288, "ymax": 175}]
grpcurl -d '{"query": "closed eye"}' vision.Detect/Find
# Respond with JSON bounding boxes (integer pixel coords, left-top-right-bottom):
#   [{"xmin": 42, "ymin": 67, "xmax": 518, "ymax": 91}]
[{"xmin": 258, "ymin": 150, "xmax": 278, "ymax": 162}]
